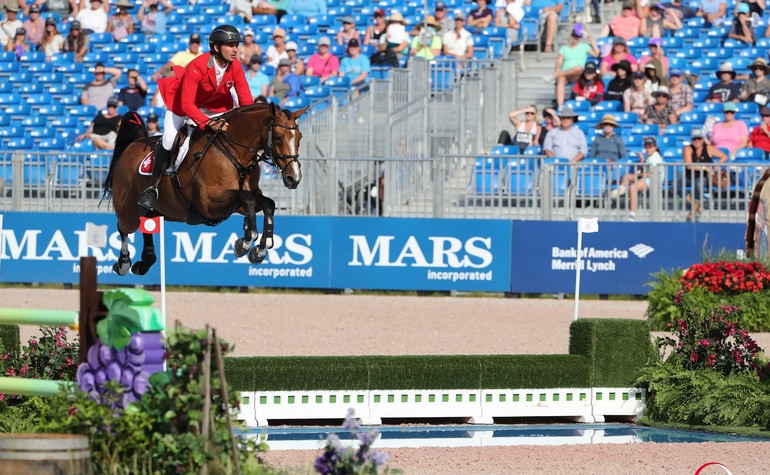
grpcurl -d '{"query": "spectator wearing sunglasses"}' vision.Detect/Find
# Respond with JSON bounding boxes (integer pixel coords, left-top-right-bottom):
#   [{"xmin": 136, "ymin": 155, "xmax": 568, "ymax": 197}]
[
  {"xmin": 81, "ymin": 62, "xmax": 122, "ymax": 111},
  {"xmin": 118, "ymin": 69, "xmax": 148, "ymax": 112}
]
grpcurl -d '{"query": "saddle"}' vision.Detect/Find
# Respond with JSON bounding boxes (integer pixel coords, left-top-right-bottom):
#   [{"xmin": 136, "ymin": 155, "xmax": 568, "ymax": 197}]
[{"xmin": 138, "ymin": 124, "xmax": 195, "ymax": 176}]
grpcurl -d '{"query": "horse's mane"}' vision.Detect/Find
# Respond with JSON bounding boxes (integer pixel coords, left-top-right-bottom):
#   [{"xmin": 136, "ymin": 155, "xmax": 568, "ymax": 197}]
[{"xmin": 102, "ymin": 111, "xmax": 149, "ymax": 201}]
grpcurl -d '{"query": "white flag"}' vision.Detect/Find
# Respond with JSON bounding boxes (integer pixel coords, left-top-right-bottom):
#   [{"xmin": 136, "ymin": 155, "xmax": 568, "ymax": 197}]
[
  {"xmin": 578, "ymin": 217, "xmax": 599, "ymax": 234},
  {"xmin": 85, "ymin": 222, "xmax": 108, "ymax": 248}
]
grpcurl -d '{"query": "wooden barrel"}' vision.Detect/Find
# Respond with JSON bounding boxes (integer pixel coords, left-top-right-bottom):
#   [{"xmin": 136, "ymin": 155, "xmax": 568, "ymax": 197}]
[{"xmin": 0, "ymin": 433, "xmax": 91, "ymax": 474}]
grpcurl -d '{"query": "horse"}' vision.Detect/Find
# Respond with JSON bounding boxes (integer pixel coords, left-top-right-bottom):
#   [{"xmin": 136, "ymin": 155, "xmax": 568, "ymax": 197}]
[{"xmin": 103, "ymin": 103, "xmax": 308, "ymax": 276}]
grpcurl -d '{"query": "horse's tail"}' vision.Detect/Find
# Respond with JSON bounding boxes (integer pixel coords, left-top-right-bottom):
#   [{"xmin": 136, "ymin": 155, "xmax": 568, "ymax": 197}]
[{"xmin": 102, "ymin": 111, "xmax": 150, "ymax": 198}]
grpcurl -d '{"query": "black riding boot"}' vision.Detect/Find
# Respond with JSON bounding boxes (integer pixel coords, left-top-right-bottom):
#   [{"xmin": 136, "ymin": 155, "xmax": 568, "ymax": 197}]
[{"xmin": 138, "ymin": 146, "xmax": 170, "ymax": 211}]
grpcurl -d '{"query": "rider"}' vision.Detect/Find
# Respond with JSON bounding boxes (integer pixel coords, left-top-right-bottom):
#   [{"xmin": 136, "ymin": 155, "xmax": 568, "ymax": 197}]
[{"xmin": 138, "ymin": 24, "xmax": 255, "ymax": 211}]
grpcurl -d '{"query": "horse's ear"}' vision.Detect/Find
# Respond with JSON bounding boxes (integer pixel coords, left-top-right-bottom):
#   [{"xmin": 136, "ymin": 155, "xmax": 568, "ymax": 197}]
[
  {"xmin": 289, "ymin": 106, "xmax": 309, "ymax": 121},
  {"xmin": 269, "ymin": 101, "xmax": 278, "ymax": 115}
]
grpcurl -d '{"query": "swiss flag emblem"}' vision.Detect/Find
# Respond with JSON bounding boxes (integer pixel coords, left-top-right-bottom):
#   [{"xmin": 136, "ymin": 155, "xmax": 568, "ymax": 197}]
[
  {"xmin": 139, "ymin": 216, "xmax": 161, "ymax": 234},
  {"xmin": 139, "ymin": 152, "xmax": 154, "ymax": 175}
]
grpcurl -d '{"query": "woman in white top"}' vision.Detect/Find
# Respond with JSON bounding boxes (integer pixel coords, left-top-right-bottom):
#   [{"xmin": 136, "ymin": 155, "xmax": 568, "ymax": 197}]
[
  {"xmin": 610, "ymin": 136, "xmax": 663, "ymax": 221},
  {"xmin": 500, "ymin": 104, "xmax": 541, "ymax": 153},
  {"xmin": 41, "ymin": 17, "xmax": 64, "ymax": 59}
]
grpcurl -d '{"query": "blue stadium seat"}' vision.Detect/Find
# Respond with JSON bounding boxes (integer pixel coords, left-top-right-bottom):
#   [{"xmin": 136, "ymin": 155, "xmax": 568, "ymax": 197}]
[
  {"xmin": 120, "ymin": 33, "xmax": 144, "ymax": 44},
  {"xmin": 473, "ymin": 158, "xmax": 501, "ymax": 195},
  {"xmin": 563, "ymin": 100, "xmax": 591, "ymax": 113},
  {"xmin": 4, "ymin": 137, "xmax": 35, "ymax": 150},
  {"xmin": 99, "ymin": 43, "xmax": 128, "ymax": 53},
  {"xmin": 52, "ymin": 59, "xmax": 83, "ymax": 72},
  {"xmin": 631, "ymin": 123, "xmax": 660, "ymax": 136},
  {"xmin": 0, "ymin": 62, "xmax": 20, "ymax": 75},
  {"xmin": 50, "ymin": 116, "xmax": 80, "ymax": 128},
  {"xmin": 524, "ymin": 145, "xmax": 542, "ymax": 155},
  {"xmin": 284, "ymin": 95, "xmax": 311, "ymax": 111},
  {"xmin": 83, "ymin": 52, "xmax": 111, "ymax": 63},
  {"xmin": 491, "ymin": 145, "xmax": 519, "ymax": 155},
  {"xmin": 680, "ymin": 111, "xmax": 706, "ymax": 123},
  {"xmin": 4, "ymin": 104, "xmax": 30, "ymax": 117},
  {"xmin": 734, "ymin": 148, "xmax": 766, "ymax": 162},
  {"xmin": 26, "ymin": 62, "xmax": 54, "ymax": 73},
  {"xmin": 301, "ymin": 76, "xmax": 321, "ymax": 87},
  {"xmin": 89, "ymin": 32, "xmax": 114, "ymax": 46},
  {"xmin": 304, "ymin": 85, "xmax": 332, "ymax": 99},
  {"xmin": 505, "ymin": 158, "xmax": 535, "ymax": 196},
  {"xmin": 0, "ymin": 93, "xmax": 21, "ymax": 104},
  {"xmin": 24, "ymin": 94, "xmax": 52, "ymax": 107},
  {"xmin": 28, "ymin": 127, "xmax": 55, "ymax": 138},
  {"xmin": 592, "ymin": 101, "xmax": 623, "ymax": 112},
  {"xmin": 48, "ymin": 83, "xmax": 75, "ymax": 96},
  {"xmin": 0, "ymin": 126, "xmax": 23, "ymax": 137},
  {"xmin": 19, "ymin": 51, "xmax": 46, "ymax": 63},
  {"xmin": 22, "ymin": 116, "xmax": 47, "ymax": 127},
  {"xmin": 325, "ymin": 75, "xmax": 351, "ymax": 91},
  {"xmin": 70, "ymin": 104, "xmax": 99, "ymax": 118}
]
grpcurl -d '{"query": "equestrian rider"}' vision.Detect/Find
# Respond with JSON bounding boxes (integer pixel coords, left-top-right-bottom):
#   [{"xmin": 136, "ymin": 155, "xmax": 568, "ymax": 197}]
[{"xmin": 138, "ymin": 24, "xmax": 255, "ymax": 211}]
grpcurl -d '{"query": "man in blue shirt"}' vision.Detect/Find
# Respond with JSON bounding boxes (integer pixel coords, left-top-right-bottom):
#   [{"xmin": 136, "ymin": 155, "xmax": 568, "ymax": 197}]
[
  {"xmin": 543, "ymin": 107, "xmax": 588, "ymax": 162},
  {"xmin": 339, "ymin": 38, "xmax": 370, "ymax": 87},
  {"xmin": 287, "ymin": 0, "xmax": 326, "ymax": 17}
]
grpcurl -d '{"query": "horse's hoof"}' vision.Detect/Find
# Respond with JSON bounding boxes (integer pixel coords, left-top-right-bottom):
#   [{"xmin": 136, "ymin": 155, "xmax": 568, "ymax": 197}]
[
  {"xmin": 234, "ymin": 238, "xmax": 251, "ymax": 258},
  {"xmin": 130, "ymin": 261, "xmax": 149, "ymax": 275},
  {"xmin": 113, "ymin": 260, "xmax": 132, "ymax": 276},
  {"xmin": 248, "ymin": 246, "xmax": 267, "ymax": 265}
]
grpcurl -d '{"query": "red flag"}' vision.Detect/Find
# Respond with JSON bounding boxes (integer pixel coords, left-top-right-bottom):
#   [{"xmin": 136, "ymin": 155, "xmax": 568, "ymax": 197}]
[{"xmin": 139, "ymin": 216, "xmax": 161, "ymax": 234}]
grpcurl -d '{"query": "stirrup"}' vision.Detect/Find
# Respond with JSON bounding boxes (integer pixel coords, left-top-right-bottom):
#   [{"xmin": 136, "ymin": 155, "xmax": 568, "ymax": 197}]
[{"xmin": 138, "ymin": 187, "xmax": 158, "ymax": 211}]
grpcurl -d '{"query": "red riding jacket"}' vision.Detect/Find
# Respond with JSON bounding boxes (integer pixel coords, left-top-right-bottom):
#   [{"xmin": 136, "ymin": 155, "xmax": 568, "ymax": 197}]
[{"xmin": 158, "ymin": 52, "xmax": 254, "ymax": 129}]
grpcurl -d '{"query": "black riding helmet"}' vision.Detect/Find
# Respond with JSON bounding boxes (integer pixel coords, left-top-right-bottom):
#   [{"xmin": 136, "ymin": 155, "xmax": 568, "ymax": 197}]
[{"xmin": 209, "ymin": 25, "xmax": 243, "ymax": 50}]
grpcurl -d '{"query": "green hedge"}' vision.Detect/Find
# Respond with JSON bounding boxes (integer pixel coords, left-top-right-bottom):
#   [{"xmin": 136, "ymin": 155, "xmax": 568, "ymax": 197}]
[
  {"xmin": 224, "ymin": 318, "xmax": 648, "ymax": 392},
  {"xmin": 0, "ymin": 325, "xmax": 20, "ymax": 359}
]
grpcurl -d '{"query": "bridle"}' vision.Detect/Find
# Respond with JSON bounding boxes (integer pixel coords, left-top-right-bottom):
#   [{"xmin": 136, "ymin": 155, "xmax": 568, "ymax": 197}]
[{"xmin": 264, "ymin": 117, "xmax": 301, "ymax": 173}]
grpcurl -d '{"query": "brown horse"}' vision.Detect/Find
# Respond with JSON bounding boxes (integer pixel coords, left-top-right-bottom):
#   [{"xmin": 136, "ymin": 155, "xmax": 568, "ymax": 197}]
[{"xmin": 103, "ymin": 103, "xmax": 308, "ymax": 276}]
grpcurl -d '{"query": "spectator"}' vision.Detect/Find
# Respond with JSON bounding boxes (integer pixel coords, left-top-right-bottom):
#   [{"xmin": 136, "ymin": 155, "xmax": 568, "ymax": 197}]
[
  {"xmin": 706, "ymin": 63, "xmax": 741, "ymax": 103},
  {"xmin": 76, "ymin": 0, "xmax": 108, "ymax": 34},
  {"xmin": 696, "ymin": 0, "xmax": 727, "ymax": 27},
  {"xmin": 640, "ymin": 3, "xmax": 681, "ymax": 37},
  {"xmin": 684, "ymin": 127, "xmax": 728, "ymax": 221},
  {"xmin": 635, "ymin": 0, "xmax": 651, "ymax": 19},
  {"xmin": 117, "ymin": 69, "xmax": 147, "ymax": 111},
  {"xmin": 107, "ymin": 0, "xmax": 135, "ymax": 42},
  {"xmin": 606, "ymin": 59, "xmax": 633, "ymax": 102},
  {"xmin": 600, "ymin": 1, "xmax": 641, "ymax": 41},
  {"xmin": 531, "ymin": 0, "xmax": 563, "ymax": 53},
  {"xmin": 749, "ymin": 106, "xmax": 770, "ymax": 158},
  {"xmin": 544, "ymin": 24, "xmax": 599, "ymax": 108},
  {"xmin": 709, "ymin": 101, "xmax": 749, "ymax": 158},
  {"xmin": 337, "ymin": 15, "xmax": 360, "ymax": 46},
  {"xmin": 467, "ymin": 0, "xmax": 494, "ymax": 34},
  {"xmin": 146, "ymin": 112, "xmax": 162, "ymax": 136},
  {"xmin": 40, "ymin": 0, "xmax": 78, "ymax": 24},
  {"xmin": 64, "ymin": 20, "xmax": 88, "ymax": 62},
  {"xmin": 643, "ymin": 63, "xmax": 662, "ymax": 93},
  {"xmin": 255, "ymin": 95, "xmax": 268, "ymax": 104},
  {"xmin": 339, "ymin": 38, "xmax": 370, "ymax": 87},
  {"xmin": 0, "ymin": 2, "xmax": 22, "ymax": 48},
  {"xmin": 499, "ymin": 105, "xmax": 541, "ymax": 153},
  {"xmin": 590, "ymin": 114, "xmax": 626, "ymax": 161},
  {"xmin": 307, "ymin": 36, "xmax": 339, "ymax": 82},
  {"xmin": 228, "ymin": 0, "xmax": 256, "ymax": 22},
  {"xmin": 287, "ymin": 0, "xmax": 326, "ymax": 17},
  {"xmin": 41, "ymin": 16, "xmax": 64, "ymax": 59},
  {"xmin": 138, "ymin": 0, "xmax": 171, "ymax": 36},
  {"xmin": 76, "ymin": 97, "xmax": 121, "ymax": 150},
  {"xmin": 285, "ymin": 41, "xmax": 304, "ymax": 75},
  {"xmin": 643, "ymin": 85, "xmax": 678, "ymax": 132},
  {"xmin": 238, "ymin": 27, "xmax": 262, "ymax": 66},
  {"xmin": 495, "ymin": 0, "xmax": 524, "ymax": 49},
  {"xmin": 638, "ymin": 37, "xmax": 669, "ymax": 81},
  {"xmin": 269, "ymin": 58, "xmax": 302, "ymax": 103},
  {"xmin": 151, "ymin": 33, "xmax": 203, "ymax": 80},
  {"xmin": 410, "ymin": 15, "xmax": 442, "ymax": 60},
  {"xmin": 81, "ymin": 62, "xmax": 121, "ymax": 111},
  {"xmin": 740, "ymin": 58, "xmax": 770, "ymax": 102},
  {"xmin": 662, "ymin": 0, "xmax": 697, "ymax": 21},
  {"xmin": 538, "ymin": 107, "xmax": 560, "ymax": 146},
  {"xmin": 610, "ymin": 136, "xmax": 664, "ymax": 221},
  {"xmin": 543, "ymin": 107, "xmax": 588, "ymax": 162},
  {"xmin": 599, "ymin": 36, "xmax": 638, "ymax": 78},
  {"xmin": 265, "ymin": 27, "xmax": 288, "ymax": 69},
  {"xmin": 738, "ymin": 0, "xmax": 763, "ymax": 16},
  {"xmin": 6, "ymin": 26, "xmax": 28, "ymax": 58},
  {"xmin": 443, "ymin": 11, "xmax": 473, "ymax": 62},
  {"xmin": 571, "ymin": 61, "xmax": 604, "ymax": 105},
  {"xmin": 371, "ymin": 12, "xmax": 409, "ymax": 67},
  {"xmin": 21, "ymin": 3, "xmax": 42, "ymax": 48},
  {"xmin": 364, "ymin": 8, "xmax": 387, "ymax": 46},
  {"xmin": 624, "ymin": 70, "xmax": 653, "ymax": 114},
  {"xmin": 728, "ymin": 2, "xmax": 755, "ymax": 45},
  {"xmin": 245, "ymin": 54, "xmax": 269, "ymax": 98},
  {"xmin": 668, "ymin": 68, "xmax": 693, "ymax": 116},
  {"xmin": 434, "ymin": 1, "xmax": 454, "ymax": 32}
]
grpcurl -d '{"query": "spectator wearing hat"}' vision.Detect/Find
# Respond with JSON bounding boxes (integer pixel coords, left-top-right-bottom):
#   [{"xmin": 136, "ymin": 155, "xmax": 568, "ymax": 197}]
[
  {"xmin": 0, "ymin": 2, "xmax": 22, "ymax": 48},
  {"xmin": 706, "ymin": 63, "xmax": 741, "ymax": 103},
  {"xmin": 410, "ymin": 15, "xmax": 442, "ymax": 60},
  {"xmin": 468, "ymin": 0, "xmax": 494, "ymax": 34},
  {"xmin": 270, "ymin": 58, "xmax": 302, "ymax": 103},
  {"xmin": 591, "ymin": 114, "xmax": 626, "ymax": 161},
  {"xmin": 571, "ymin": 61, "xmax": 604, "ymax": 105},
  {"xmin": 238, "ymin": 27, "xmax": 262, "ymax": 66},
  {"xmin": 599, "ymin": 36, "xmax": 639, "ymax": 78},
  {"xmin": 600, "ymin": 2, "xmax": 641, "ymax": 40},
  {"xmin": 265, "ymin": 27, "xmax": 288, "ymax": 69},
  {"xmin": 611, "ymin": 136, "xmax": 664, "ymax": 221},
  {"xmin": 285, "ymin": 41, "xmax": 304, "ymax": 75},
  {"xmin": 546, "ymin": 24, "xmax": 599, "ymax": 107},
  {"xmin": 63, "ymin": 20, "xmax": 88, "ymax": 62},
  {"xmin": 287, "ymin": 0, "xmax": 326, "ymax": 17},
  {"xmin": 146, "ymin": 112, "xmax": 162, "ymax": 136},
  {"xmin": 245, "ymin": 54, "xmax": 269, "ymax": 98},
  {"xmin": 138, "ymin": 0, "xmax": 172, "ymax": 36},
  {"xmin": 151, "ymin": 33, "xmax": 203, "ymax": 80},
  {"xmin": 643, "ymin": 63, "xmax": 663, "ymax": 93},
  {"xmin": 748, "ymin": 107, "xmax": 770, "ymax": 158},
  {"xmin": 443, "ymin": 10, "xmax": 473, "ymax": 62},
  {"xmin": 21, "ymin": 3, "xmax": 43, "ymax": 48},
  {"xmin": 696, "ymin": 0, "xmax": 727, "ymax": 27},
  {"xmin": 605, "ymin": 59, "xmax": 633, "ymax": 102},
  {"xmin": 337, "ymin": 15, "xmax": 360, "ymax": 46},
  {"xmin": 640, "ymin": 3, "xmax": 681, "ymax": 37},
  {"xmin": 307, "ymin": 36, "xmax": 339, "ymax": 83},
  {"xmin": 684, "ymin": 127, "xmax": 728, "ymax": 221},
  {"xmin": 728, "ymin": 2, "xmax": 755, "ymax": 45},
  {"xmin": 228, "ymin": 0, "xmax": 257, "ymax": 22},
  {"xmin": 107, "ymin": 0, "xmax": 135, "ymax": 42},
  {"xmin": 740, "ymin": 58, "xmax": 770, "ymax": 102},
  {"xmin": 543, "ymin": 107, "xmax": 588, "ymax": 162},
  {"xmin": 638, "ymin": 37, "xmax": 669, "ymax": 80},
  {"xmin": 624, "ymin": 70, "xmax": 653, "ymax": 114},
  {"xmin": 76, "ymin": 97, "xmax": 122, "ymax": 150},
  {"xmin": 643, "ymin": 85, "xmax": 678, "ymax": 132},
  {"xmin": 81, "ymin": 62, "xmax": 122, "ymax": 110},
  {"xmin": 434, "ymin": 1, "xmax": 454, "ymax": 32},
  {"xmin": 41, "ymin": 16, "xmax": 64, "ymax": 59},
  {"xmin": 737, "ymin": 0, "xmax": 763, "ymax": 16},
  {"xmin": 710, "ymin": 101, "xmax": 749, "ymax": 158},
  {"xmin": 668, "ymin": 68, "xmax": 693, "ymax": 116},
  {"xmin": 76, "ymin": 0, "xmax": 107, "ymax": 34},
  {"xmin": 499, "ymin": 105, "xmax": 541, "ymax": 152},
  {"xmin": 339, "ymin": 38, "xmax": 370, "ymax": 87},
  {"xmin": 6, "ymin": 26, "xmax": 28, "ymax": 58},
  {"xmin": 364, "ymin": 8, "xmax": 387, "ymax": 46},
  {"xmin": 117, "ymin": 68, "xmax": 147, "ymax": 112},
  {"xmin": 370, "ymin": 12, "xmax": 409, "ymax": 66}
]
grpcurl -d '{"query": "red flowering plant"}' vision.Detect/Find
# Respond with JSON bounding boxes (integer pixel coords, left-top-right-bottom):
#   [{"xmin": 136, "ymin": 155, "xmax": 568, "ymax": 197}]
[
  {"xmin": 681, "ymin": 261, "xmax": 770, "ymax": 295},
  {"xmin": 657, "ymin": 291, "xmax": 769, "ymax": 377}
]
